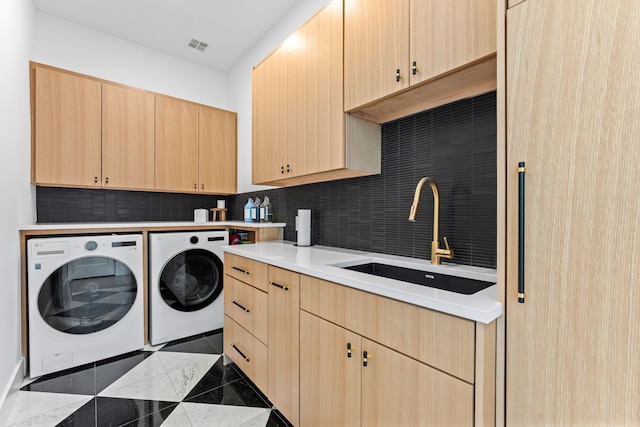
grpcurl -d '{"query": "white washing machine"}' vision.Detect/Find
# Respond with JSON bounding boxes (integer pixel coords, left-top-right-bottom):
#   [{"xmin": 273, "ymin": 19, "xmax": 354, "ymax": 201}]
[
  {"xmin": 149, "ymin": 231, "xmax": 227, "ymax": 345},
  {"xmin": 27, "ymin": 234, "xmax": 144, "ymax": 378}
]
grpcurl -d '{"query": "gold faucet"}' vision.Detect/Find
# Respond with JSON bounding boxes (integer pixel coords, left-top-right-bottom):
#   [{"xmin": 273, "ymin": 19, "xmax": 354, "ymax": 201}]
[{"xmin": 408, "ymin": 177, "xmax": 453, "ymax": 265}]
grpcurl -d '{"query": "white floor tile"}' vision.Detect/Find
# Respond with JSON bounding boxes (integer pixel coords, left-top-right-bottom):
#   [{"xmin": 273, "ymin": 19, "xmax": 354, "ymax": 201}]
[
  {"xmin": 180, "ymin": 402, "xmax": 269, "ymax": 427},
  {"xmin": 160, "ymin": 403, "xmax": 193, "ymax": 427},
  {"xmin": 98, "ymin": 352, "xmax": 219, "ymax": 402},
  {"xmin": 6, "ymin": 391, "xmax": 92, "ymax": 427}
]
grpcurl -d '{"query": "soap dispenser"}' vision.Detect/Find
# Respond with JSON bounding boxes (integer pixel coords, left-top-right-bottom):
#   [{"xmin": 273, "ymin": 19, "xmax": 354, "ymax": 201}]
[
  {"xmin": 244, "ymin": 198, "xmax": 254, "ymax": 222},
  {"xmin": 260, "ymin": 196, "xmax": 273, "ymax": 223},
  {"xmin": 252, "ymin": 197, "xmax": 261, "ymax": 222}
]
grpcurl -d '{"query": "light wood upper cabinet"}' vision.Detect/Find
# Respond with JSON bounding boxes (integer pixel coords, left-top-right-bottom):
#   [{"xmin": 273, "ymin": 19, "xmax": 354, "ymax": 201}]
[
  {"xmin": 154, "ymin": 96, "xmax": 199, "ymax": 193},
  {"xmin": 32, "ymin": 66, "xmax": 102, "ymax": 188},
  {"xmin": 199, "ymin": 107, "xmax": 237, "ymax": 194},
  {"xmin": 410, "ymin": 0, "xmax": 496, "ymax": 85},
  {"xmin": 102, "ymin": 84, "xmax": 155, "ymax": 190},
  {"xmin": 252, "ymin": 0, "xmax": 380, "ymax": 187},
  {"xmin": 155, "ymin": 96, "xmax": 237, "ymax": 195},
  {"xmin": 345, "ymin": 0, "xmax": 497, "ymax": 123},
  {"xmin": 344, "ymin": 0, "xmax": 410, "ymax": 111},
  {"xmin": 31, "ymin": 62, "xmax": 237, "ymax": 195}
]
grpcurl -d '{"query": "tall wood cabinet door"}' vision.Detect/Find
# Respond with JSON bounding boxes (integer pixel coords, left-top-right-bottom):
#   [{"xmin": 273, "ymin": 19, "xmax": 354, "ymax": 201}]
[
  {"xmin": 155, "ymin": 96, "xmax": 199, "ymax": 192},
  {"xmin": 506, "ymin": 1, "xmax": 640, "ymax": 424},
  {"xmin": 344, "ymin": 0, "xmax": 410, "ymax": 111},
  {"xmin": 101, "ymin": 84, "xmax": 155, "ymax": 190},
  {"xmin": 267, "ymin": 267, "xmax": 300, "ymax": 426},
  {"xmin": 301, "ymin": 0, "xmax": 345, "ymax": 176},
  {"xmin": 299, "ymin": 311, "xmax": 361, "ymax": 427},
  {"xmin": 198, "ymin": 107, "xmax": 237, "ymax": 194},
  {"xmin": 410, "ymin": 0, "xmax": 496, "ymax": 85},
  {"xmin": 361, "ymin": 339, "xmax": 474, "ymax": 426},
  {"xmin": 33, "ymin": 66, "xmax": 101, "ymax": 187}
]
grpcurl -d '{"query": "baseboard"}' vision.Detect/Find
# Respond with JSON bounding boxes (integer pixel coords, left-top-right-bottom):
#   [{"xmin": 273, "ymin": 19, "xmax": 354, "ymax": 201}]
[{"xmin": 0, "ymin": 357, "xmax": 25, "ymax": 426}]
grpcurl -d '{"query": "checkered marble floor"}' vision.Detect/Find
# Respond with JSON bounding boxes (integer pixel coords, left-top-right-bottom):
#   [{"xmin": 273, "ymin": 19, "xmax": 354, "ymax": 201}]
[{"xmin": 7, "ymin": 330, "xmax": 292, "ymax": 427}]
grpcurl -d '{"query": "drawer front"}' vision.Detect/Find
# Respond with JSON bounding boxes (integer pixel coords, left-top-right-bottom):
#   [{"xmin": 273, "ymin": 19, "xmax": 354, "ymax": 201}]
[
  {"xmin": 224, "ymin": 253, "xmax": 268, "ymax": 292},
  {"xmin": 300, "ymin": 275, "xmax": 476, "ymax": 383},
  {"xmin": 225, "ymin": 276, "xmax": 268, "ymax": 344},
  {"xmin": 224, "ymin": 315, "xmax": 268, "ymax": 393}
]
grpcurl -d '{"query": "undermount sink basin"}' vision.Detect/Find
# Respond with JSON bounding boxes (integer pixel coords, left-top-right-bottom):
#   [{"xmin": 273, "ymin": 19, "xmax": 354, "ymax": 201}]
[{"xmin": 341, "ymin": 262, "xmax": 494, "ymax": 295}]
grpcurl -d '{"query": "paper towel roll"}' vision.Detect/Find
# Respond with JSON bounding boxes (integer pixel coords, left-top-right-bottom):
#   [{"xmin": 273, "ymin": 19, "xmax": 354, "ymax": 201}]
[{"xmin": 296, "ymin": 209, "xmax": 311, "ymax": 247}]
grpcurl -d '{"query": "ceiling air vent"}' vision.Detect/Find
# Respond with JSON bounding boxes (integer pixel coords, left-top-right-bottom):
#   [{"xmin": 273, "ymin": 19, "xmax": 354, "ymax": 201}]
[{"xmin": 186, "ymin": 37, "xmax": 208, "ymax": 52}]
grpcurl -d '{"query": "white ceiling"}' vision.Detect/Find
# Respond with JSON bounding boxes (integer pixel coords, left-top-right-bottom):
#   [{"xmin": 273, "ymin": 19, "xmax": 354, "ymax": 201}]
[{"xmin": 32, "ymin": 0, "xmax": 300, "ymax": 73}]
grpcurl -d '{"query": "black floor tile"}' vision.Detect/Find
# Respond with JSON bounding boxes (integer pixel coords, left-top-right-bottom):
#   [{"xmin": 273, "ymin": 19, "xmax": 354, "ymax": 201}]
[
  {"xmin": 184, "ymin": 378, "xmax": 271, "ymax": 408},
  {"xmin": 204, "ymin": 329, "xmax": 224, "ymax": 353},
  {"xmin": 183, "ymin": 357, "xmax": 244, "ymax": 401},
  {"xmin": 23, "ymin": 350, "xmax": 153, "ymax": 396},
  {"xmin": 56, "ymin": 397, "xmax": 178, "ymax": 427},
  {"xmin": 266, "ymin": 409, "xmax": 295, "ymax": 427},
  {"xmin": 159, "ymin": 333, "xmax": 220, "ymax": 354}
]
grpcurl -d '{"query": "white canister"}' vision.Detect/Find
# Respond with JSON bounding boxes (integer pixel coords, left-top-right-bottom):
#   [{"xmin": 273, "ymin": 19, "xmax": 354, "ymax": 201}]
[
  {"xmin": 194, "ymin": 209, "xmax": 208, "ymax": 223},
  {"xmin": 296, "ymin": 209, "xmax": 311, "ymax": 246}
]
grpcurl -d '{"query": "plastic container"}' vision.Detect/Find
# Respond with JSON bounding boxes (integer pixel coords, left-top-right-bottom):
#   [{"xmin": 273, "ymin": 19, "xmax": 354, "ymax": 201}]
[
  {"xmin": 260, "ymin": 196, "xmax": 273, "ymax": 223},
  {"xmin": 244, "ymin": 198, "xmax": 254, "ymax": 222}
]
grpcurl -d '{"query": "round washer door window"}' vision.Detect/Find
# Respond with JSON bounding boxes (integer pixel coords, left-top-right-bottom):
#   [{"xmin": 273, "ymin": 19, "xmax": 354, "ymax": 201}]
[
  {"xmin": 159, "ymin": 249, "xmax": 223, "ymax": 312},
  {"xmin": 37, "ymin": 256, "xmax": 138, "ymax": 335}
]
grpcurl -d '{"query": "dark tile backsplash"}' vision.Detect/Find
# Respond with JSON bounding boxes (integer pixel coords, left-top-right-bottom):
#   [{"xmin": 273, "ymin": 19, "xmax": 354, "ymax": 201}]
[
  {"xmin": 36, "ymin": 91, "xmax": 496, "ymax": 269},
  {"xmin": 230, "ymin": 91, "xmax": 497, "ymax": 269}
]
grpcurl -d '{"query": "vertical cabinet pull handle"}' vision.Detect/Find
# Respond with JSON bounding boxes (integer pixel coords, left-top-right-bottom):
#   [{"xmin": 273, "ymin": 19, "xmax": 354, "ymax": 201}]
[
  {"xmin": 94, "ymin": 176, "xmax": 98, "ymax": 184},
  {"xmin": 232, "ymin": 266, "xmax": 250, "ymax": 275},
  {"xmin": 363, "ymin": 350, "xmax": 370, "ymax": 367},
  {"xmin": 412, "ymin": 61, "xmax": 417, "ymax": 75},
  {"xmin": 395, "ymin": 69, "xmax": 401, "ymax": 82},
  {"xmin": 347, "ymin": 343, "xmax": 353, "ymax": 358},
  {"xmin": 231, "ymin": 343, "xmax": 250, "ymax": 362},
  {"xmin": 232, "ymin": 300, "xmax": 250, "ymax": 313},
  {"xmin": 270, "ymin": 281, "xmax": 289, "ymax": 291},
  {"xmin": 201, "ymin": 184, "xmax": 205, "ymax": 190},
  {"xmin": 194, "ymin": 183, "xmax": 197, "ymax": 189},
  {"xmin": 105, "ymin": 177, "xmax": 109, "ymax": 184},
  {"xmin": 281, "ymin": 165, "xmax": 285, "ymax": 174},
  {"xmin": 518, "ymin": 162, "xmax": 526, "ymax": 303}
]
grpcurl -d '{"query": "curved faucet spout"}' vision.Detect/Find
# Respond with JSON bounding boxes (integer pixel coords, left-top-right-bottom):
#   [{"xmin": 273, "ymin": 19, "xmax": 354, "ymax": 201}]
[{"xmin": 408, "ymin": 177, "xmax": 453, "ymax": 265}]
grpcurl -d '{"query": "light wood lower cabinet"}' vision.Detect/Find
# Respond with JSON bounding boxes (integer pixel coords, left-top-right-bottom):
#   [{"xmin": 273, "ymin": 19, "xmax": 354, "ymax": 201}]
[
  {"xmin": 267, "ymin": 267, "xmax": 300, "ymax": 426},
  {"xmin": 224, "ymin": 254, "xmax": 496, "ymax": 426},
  {"xmin": 300, "ymin": 311, "xmax": 474, "ymax": 426}
]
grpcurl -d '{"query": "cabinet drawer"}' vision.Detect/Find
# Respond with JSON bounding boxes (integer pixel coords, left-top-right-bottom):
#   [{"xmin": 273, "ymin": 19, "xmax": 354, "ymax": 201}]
[
  {"xmin": 300, "ymin": 275, "xmax": 475, "ymax": 383},
  {"xmin": 224, "ymin": 316, "xmax": 268, "ymax": 394},
  {"xmin": 225, "ymin": 276, "xmax": 268, "ymax": 344},
  {"xmin": 224, "ymin": 253, "xmax": 268, "ymax": 291}
]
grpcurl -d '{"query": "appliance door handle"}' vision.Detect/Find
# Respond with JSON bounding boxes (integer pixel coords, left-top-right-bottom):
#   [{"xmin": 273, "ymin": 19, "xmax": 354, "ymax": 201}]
[{"xmin": 518, "ymin": 162, "xmax": 526, "ymax": 303}]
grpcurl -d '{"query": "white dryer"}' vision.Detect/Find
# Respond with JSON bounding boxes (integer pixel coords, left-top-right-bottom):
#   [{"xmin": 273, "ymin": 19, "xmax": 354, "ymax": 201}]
[
  {"xmin": 149, "ymin": 231, "xmax": 227, "ymax": 345},
  {"xmin": 27, "ymin": 234, "xmax": 144, "ymax": 378}
]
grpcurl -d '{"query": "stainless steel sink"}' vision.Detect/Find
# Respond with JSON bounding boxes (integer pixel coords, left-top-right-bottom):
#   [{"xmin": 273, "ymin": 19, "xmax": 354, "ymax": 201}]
[{"xmin": 340, "ymin": 262, "xmax": 494, "ymax": 295}]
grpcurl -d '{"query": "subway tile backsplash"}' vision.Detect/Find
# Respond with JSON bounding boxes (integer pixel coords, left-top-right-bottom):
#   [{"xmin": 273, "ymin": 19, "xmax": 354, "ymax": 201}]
[{"xmin": 36, "ymin": 91, "xmax": 496, "ymax": 269}]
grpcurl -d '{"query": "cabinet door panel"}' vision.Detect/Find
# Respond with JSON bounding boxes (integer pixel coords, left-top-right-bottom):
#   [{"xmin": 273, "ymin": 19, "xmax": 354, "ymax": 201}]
[
  {"xmin": 198, "ymin": 107, "xmax": 237, "ymax": 194},
  {"xmin": 267, "ymin": 267, "xmax": 300, "ymax": 425},
  {"xmin": 506, "ymin": 0, "xmax": 640, "ymax": 424},
  {"xmin": 33, "ymin": 67, "xmax": 101, "ymax": 187},
  {"xmin": 362, "ymin": 338, "xmax": 473, "ymax": 426},
  {"xmin": 300, "ymin": 311, "xmax": 361, "ymax": 427},
  {"xmin": 344, "ymin": 0, "xmax": 409, "ymax": 110},
  {"xmin": 411, "ymin": 0, "xmax": 496, "ymax": 85},
  {"xmin": 102, "ymin": 84, "xmax": 155, "ymax": 190},
  {"xmin": 155, "ymin": 96, "xmax": 199, "ymax": 192}
]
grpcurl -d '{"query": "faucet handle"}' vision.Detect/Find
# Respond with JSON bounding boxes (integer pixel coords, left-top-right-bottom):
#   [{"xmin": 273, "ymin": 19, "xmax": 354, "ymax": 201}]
[{"xmin": 443, "ymin": 236, "xmax": 451, "ymax": 251}]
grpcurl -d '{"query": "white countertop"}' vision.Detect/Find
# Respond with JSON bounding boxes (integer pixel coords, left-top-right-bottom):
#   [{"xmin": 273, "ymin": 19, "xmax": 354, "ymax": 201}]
[
  {"xmin": 19, "ymin": 221, "xmax": 286, "ymax": 231},
  {"xmin": 223, "ymin": 241, "xmax": 502, "ymax": 324}
]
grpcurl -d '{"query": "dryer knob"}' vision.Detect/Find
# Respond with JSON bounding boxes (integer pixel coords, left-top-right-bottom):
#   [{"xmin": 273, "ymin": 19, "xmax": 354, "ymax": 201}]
[
  {"xmin": 85, "ymin": 241, "xmax": 98, "ymax": 251},
  {"xmin": 190, "ymin": 236, "xmax": 199, "ymax": 244}
]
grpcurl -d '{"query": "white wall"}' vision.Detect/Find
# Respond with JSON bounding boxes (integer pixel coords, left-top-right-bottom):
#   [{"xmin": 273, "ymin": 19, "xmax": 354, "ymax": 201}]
[
  {"xmin": 228, "ymin": 0, "xmax": 329, "ymax": 193},
  {"xmin": 0, "ymin": 0, "xmax": 35, "ymax": 421},
  {"xmin": 33, "ymin": 12, "xmax": 231, "ymax": 110}
]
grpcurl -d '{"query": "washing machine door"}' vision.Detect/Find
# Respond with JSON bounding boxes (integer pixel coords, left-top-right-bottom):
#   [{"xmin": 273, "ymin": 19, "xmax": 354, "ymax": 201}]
[
  {"xmin": 37, "ymin": 256, "xmax": 138, "ymax": 335},
  {"xmin": 159, "ymin": 249, "xmax": 223, "ymax": 312}
]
